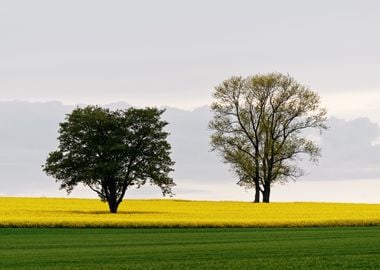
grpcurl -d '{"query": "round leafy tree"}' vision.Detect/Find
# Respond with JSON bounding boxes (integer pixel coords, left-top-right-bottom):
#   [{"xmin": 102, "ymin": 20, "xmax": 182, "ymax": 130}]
[{"xmin": 43, "ymin": 106, "xmax": 175, "ymax": 213}]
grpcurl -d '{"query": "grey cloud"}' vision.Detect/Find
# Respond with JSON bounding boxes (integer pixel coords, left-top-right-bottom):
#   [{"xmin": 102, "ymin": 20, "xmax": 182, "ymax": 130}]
[
  {"xmin": 1, "ymin": 101, "xmax": 380, "ymax": 198},
  {"xmin": 305, "ymin": 117, "xmax": 380, "ymax": 180},
  {"xmin": 0, "ymin": 101, "xmax": 232, "ymax": 197},
  {"xmin": 0, "ymin": 101, "xmax": 73, "ymax": 193}
]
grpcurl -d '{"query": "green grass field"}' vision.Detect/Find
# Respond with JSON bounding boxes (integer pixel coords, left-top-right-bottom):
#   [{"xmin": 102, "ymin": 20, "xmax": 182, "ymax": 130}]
[{"xmin": 1, "ymin": 227, "xmax": 380, "ymax": 269}]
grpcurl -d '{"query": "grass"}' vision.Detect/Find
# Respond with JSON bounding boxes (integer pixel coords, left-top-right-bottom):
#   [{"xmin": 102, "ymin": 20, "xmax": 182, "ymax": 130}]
[
  {"xmin": 1, "ymin": 227, "xmax": 380, "ymax": 269},
  {"xmin": 1, "ymin": 197, "xmax": 380, "ymax": 228}
]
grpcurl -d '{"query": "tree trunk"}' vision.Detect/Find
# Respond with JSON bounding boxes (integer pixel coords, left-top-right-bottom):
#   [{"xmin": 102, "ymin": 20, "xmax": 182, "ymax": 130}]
[
  {"xmin": 254, "ymin": 178, "xmax": 260, "ymax": 203},
  {"xmin": 107, "ymin": 198, "xmax": 120, "ymax": 213},
  {"xmin": 104, "ymin": 180, "xmax": 128, "ymax": 214},
  {"xmin": 262, "ymin": 184, "xmax": 270, "ymax": 203},
  {"xmin": 254, "ymin": 187, "xmax": 260, "ymax": 203},
  {"xmin": 105, "ymin": 177, "xmax": 120, "ymax": 213},
  {"xmin": 107, "ymin": 184, "xmax": 120, "ymax": 213}
]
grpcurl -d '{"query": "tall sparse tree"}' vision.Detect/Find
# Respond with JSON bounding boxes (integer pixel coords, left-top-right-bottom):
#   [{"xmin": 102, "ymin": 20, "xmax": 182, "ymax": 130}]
[
  {"xmin": 210, "ymin": 73, "xmax": 327, "ymax": 202},
  {"xmin": 43, "ymin": 106, "xmax": 175, "ymax": 213}
]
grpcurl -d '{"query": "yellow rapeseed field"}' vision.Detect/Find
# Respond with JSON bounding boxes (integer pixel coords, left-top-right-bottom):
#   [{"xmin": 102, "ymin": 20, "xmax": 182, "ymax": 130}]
[{"xmin": 1, "ymin": 197, "xmax": 380, "ymax": 228}]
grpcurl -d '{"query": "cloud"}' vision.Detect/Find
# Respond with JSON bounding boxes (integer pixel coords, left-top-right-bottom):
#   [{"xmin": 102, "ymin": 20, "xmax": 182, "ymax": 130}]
[
  {"xmin": 0, "ymin": 101, "xmax": 73, "ymax": 194},
  {"xmin": 1, "ymin": 101, "xmax": 380, "ymax": 201},
  {"xmin": 304, "ymin": 117, "xmax": 380, "ymax": 180},
  {"xmin": 321, "ymin": 90, "xmax": 380, "ymax": 123}
]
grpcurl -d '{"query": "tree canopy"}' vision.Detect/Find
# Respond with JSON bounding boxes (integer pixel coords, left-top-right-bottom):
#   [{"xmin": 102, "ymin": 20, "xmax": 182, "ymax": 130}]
[
  {"xmin": 43, "ymin": 106, "xmax": 175, "ymax": 213},
  {"xmin": 209, "ymin": 73, "xmax": 327, "ymax": 202}
]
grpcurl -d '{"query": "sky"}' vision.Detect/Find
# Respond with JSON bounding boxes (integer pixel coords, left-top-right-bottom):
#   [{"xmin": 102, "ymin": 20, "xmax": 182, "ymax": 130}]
[
  {"xmin": 1, "ymin": 0, "xmax": 380, "ymax": 202},
  {"xmin": 1, "ymin": 0, "xmax": 380, "ymax": 111}
]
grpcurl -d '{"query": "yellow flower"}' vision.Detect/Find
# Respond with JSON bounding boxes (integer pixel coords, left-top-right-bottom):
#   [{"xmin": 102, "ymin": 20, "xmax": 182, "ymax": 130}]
[{"xmin": 1, "ymin": 197, "xmax": 380, "ymax": 228}]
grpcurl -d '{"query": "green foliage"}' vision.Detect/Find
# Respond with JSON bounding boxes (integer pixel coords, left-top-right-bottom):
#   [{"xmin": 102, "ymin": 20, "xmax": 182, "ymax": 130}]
[
  {"xmin": 43, "ymin": 106, "xmax": 175, "ymax": 213},
  {"xmin": 210, "ymin": 73, "xmax": 328, "ymax": 202},
  {"xmin": 1, "ymin": 227, "xmax": 380, "ymax": 270}
]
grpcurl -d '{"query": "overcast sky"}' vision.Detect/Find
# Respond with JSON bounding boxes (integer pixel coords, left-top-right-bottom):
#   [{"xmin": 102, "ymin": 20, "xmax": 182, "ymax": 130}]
[
  {"xmin": 1, "ymin": 1, "xmax": 380, "ymax": 202},
  {"xmin": 1, "ymin": 0, "xmax": 380, "ymax": 115}
]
